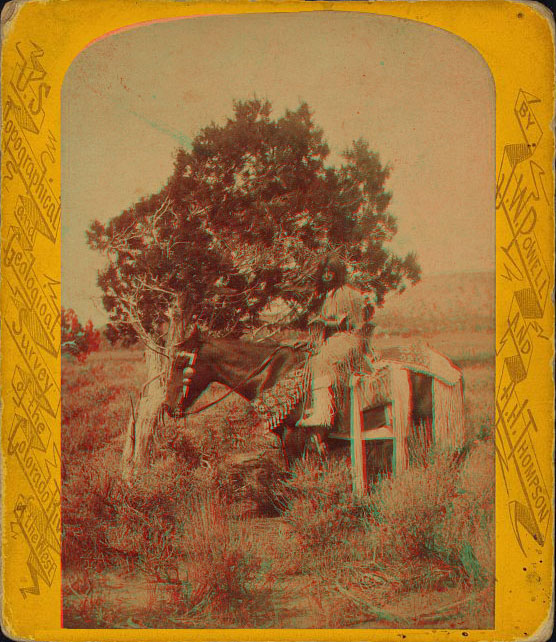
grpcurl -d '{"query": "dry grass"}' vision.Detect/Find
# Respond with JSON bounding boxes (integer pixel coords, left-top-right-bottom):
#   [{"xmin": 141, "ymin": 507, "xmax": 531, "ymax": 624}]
[
  {"xmin": 273, "ymin": 456, "xmax": 368, "ymax": 549},
  {"xmin": 176, "ymin": 491, "xmax": 274, "ymax": 627},
  {"xmin": 62, "ymin": 273, "xmax": 495, "ymax": 628},
  {"xmin": 266, "ymin": 440, "xmax": 493, "ymax": 628}
]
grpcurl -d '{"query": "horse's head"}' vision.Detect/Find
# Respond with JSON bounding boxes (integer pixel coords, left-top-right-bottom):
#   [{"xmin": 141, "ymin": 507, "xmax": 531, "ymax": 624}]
[
  {"xmin": 164, "ymin": 330, "xmax": 303, "ymax": 418},
  {"xmin": 164, "ymin": 325, "xmax": 207, "ymax": 417}
]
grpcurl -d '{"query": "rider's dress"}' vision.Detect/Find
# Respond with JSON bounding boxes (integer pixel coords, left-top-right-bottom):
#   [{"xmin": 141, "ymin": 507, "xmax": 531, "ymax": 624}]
[{"xmin": 297, "ymin": 284, "xmax": 376, "ymax": 430}]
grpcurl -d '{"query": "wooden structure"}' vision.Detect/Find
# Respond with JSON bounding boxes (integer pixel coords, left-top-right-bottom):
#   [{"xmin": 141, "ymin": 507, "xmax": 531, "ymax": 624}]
[{"xmin": 329, "ymin": 358, "xmax": 464, "ymax": 495}]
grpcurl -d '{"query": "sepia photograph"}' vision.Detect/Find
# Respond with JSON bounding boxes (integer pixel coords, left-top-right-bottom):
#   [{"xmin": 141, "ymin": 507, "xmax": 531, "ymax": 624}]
[{"xmin": 60, "ymin": 11, "xmax": 495, "ymax": 629}]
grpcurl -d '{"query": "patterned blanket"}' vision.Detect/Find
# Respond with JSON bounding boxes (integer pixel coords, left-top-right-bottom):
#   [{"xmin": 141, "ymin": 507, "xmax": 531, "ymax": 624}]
[
  {"xmin": 377, "ymin": 343, "xmax": 462, "ymax": 385},
  {"xmin": 358, "ymin": 343, "xmax": 462, "ymax": 413},
  {"xmin": 252, "ymin": 364, "xmax": 309, "ymax": 431},
  {"xmin": 252, "ymin": 341, "xmax": 461, "ymax": 432}
]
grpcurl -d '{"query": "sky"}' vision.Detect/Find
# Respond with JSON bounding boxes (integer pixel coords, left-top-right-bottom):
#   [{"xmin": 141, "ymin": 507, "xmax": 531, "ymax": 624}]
[{"xmin": 62, "ymin": 11, "xmax": 495, "ymax": 326}]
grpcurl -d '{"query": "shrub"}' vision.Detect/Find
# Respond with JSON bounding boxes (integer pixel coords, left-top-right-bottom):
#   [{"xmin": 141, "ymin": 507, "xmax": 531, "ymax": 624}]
[
  {"xmin": 180, "ymin": 491, "xmax": 268, "ymax": 624},
  {"xmin": 61, "ymin": 308, "xmax": 101, "ymax": 362},
  {"xmin": 230, "ymin": 448, "xmax": 287, "ymax": 515},
  {"xmin": 443, "ymin": 441, "xmax": 494, "ymax": 582},
  {"xmin": 63, "ymin": 443, "xmax": 196, "ymax": 576},
  {"xmin": 158, "ymin": 399, "xmax": 287, "ymax": 514},
  {"xmin": 367, "ymin": 444, "xmax": 493, "ymax": 588},
  {"xmin": 62, "ymin": 452, "xmax": 120, "ymax": 568},
  {"xmin": 274, "ymin": 456, "xmax": 367, "ymax": 548},
  {"xmin": 368, "ymin": 451, "xmax": 459, "ymax": 562}
]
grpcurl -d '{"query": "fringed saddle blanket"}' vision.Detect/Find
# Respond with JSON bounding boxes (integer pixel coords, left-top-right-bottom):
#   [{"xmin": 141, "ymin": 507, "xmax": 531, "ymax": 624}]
[
  {"xmin": 251, "ymin": 340, "xmax": 462, "ymax": 439},
  {"xmin": 359, "ymin": 342, "xmax": 465, "ymax": 456},
  {"xmin": 357, "ymin": 361, "xmax": 393, "ymax": 409},
  {"xmin": 252, "ymin": 333, "xmax": 367, "ymax": 432},
  {"xmin": 252, "ymin": 364, "xmax": 310, "ymax": 432},
  {"xmin": 376, "ymin": 343, "xmax": 462, "ymax": 385},
  {"xmin": 358, "ymin": 343, "xmax": 462, "ymax": 417}
]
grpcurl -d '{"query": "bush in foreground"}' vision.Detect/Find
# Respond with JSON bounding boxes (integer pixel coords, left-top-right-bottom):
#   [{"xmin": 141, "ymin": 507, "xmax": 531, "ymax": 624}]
[
  {"xmin": 179, "ymin": 491, "xmax": 271, "ymax": 626},
  {"xmin": 270, "ymin": 441, "xmax": 493, "ymax": 628},
  {"xmin": 274, "ymin": 456, "xmax": 367, "ymax": 548},
  {"xmin": 367, "ymin": 444, "xmax": 493, "ymax": 589}
]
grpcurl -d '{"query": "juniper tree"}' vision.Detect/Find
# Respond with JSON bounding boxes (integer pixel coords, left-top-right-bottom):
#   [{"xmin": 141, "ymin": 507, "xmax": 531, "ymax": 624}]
[{"xmin": 87, "ymin": 99, "xmax": 420, "ymax": 474}]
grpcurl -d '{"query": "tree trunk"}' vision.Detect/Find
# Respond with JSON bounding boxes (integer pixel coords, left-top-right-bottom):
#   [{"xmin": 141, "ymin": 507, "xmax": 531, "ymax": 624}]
[{"xmin": 122, "ymin": 295, "xmax": 188, "ymax": 478}]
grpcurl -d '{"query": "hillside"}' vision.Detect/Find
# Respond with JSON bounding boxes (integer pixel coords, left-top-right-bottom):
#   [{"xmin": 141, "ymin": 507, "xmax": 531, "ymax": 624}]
[
  {"xmin": 94, "ymin": 271, "xmax": 495, "ymax": 355},
  {"xmin": 373, "ymin": 271, "xmax": 494, "ymax": 336}
]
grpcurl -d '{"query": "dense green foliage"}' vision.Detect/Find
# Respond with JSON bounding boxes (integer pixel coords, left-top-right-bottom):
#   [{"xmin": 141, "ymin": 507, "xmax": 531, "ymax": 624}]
[{"xmin": 88, "ymin": 99, "xmax": 420, "ymax": 343}]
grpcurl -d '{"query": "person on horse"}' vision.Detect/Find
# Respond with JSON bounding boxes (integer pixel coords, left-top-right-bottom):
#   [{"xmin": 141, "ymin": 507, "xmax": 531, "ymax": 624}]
[{"xmin": 297, "ymin": 255, "xmax": 377, "ymax": 437}]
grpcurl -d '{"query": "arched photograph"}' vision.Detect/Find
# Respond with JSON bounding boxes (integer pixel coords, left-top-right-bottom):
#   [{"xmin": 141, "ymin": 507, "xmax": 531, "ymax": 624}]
[{"xmin": 61, "ymin": 11, "xmax": 495, "ymax": 629}]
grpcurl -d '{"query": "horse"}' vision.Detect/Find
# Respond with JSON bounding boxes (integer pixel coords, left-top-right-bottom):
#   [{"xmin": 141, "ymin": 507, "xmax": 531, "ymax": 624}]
[{"xmin": 163, "ymin": 326, "xmax": 435, "ymax": 465}]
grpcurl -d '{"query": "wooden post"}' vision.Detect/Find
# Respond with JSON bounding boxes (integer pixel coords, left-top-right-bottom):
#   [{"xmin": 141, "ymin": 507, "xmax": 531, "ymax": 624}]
[{"xmin": 350, "ymin": 374, "xmax": 366, "ymax": 495}]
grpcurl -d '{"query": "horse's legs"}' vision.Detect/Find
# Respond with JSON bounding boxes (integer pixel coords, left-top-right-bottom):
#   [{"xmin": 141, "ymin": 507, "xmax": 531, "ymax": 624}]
[
  {"xmin": 304, "ymin": 427, "xmax": 328, "ymax": 459},
  {"xmin": 280, "ymin": 424, "xmax": 329, "ymax": 468},
  {"xmin": 280, "ymin": 424, "xmax": 301, "ymax": 468}
]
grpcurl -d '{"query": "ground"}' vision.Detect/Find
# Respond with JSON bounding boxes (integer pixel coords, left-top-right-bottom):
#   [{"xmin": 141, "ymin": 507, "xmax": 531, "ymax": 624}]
[{"xmin": 62, "ymin": 271, "xmax": 495, "ymax": 629}]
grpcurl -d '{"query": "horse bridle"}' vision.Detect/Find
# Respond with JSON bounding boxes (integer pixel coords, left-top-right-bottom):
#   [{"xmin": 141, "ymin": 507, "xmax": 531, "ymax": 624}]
[
  {"xmin": 173, "ymin": 343, "xmax": 308, "ymax": 418},
  {"xmin": 174, "ymin": 349, "xmax": 197, "ymax": 416}
]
